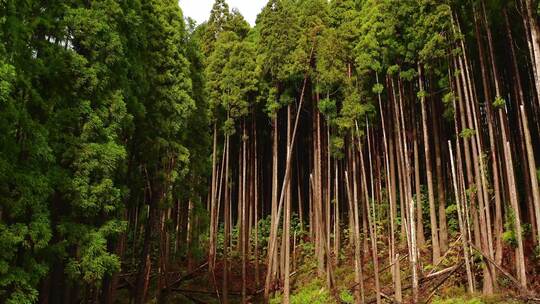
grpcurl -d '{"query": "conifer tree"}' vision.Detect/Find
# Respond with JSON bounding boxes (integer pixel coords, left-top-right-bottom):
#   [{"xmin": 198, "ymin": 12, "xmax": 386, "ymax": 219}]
[
  {"xmin": 131, "ymin": 1, "xmax": 194, "ymax": 302},
  {"xmin": 2, "ymin": 0, "xmax": 540, "ymax": 303}
]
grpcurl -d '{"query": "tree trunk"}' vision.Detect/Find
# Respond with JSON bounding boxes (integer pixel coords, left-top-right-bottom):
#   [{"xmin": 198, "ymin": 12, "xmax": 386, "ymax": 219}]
[
  {"xmin": 431, "ymin": 96, "xmax": 448, "ymax": 253},
  {"xmin": 524, "ymin": 0, "xmax": 540, "ymax": 107},
  {"xmin": 264, "ymin": 67, "xmax": 311, "ymax": 301},
  {"xmin": 283, "ymin": 106, "xmax": 292, "ymax": 304},
  {"xmin": 209, "ymin": 123, "xmax": 218, "ymax": 273},
  {"xmin": 135, "ymin": 192, "xmax": 161, "ymax": 304},
  {"xmin": 223, "ymin": 133, "xmax": 230, "ymax": 304},
  {"xmin": 345, "ymin": 167, "xmax": 365, "ymax": 304},
  {"xmin": 449, "ymin": 142, "xmax": 475, "ymax": 293},
  {"xmin": 474, "ymin": 7, "xmax": 504, "ymax": 265},
  {"xmin": 504, "ymin": 141, "xmax": 528, "ymax": 289},
  {"xmin": 241, "ymin": 121, "xmax": 248, "ymax": 303},
  {"xmin": 359, "ymin": 122, "xmax": 381, "ymax": 304},
  {"xmin": 505, "ymin": 8, "xmax": 540, "ymax": 245},
  {"xmin": 379, "ymin": 86, "xmax": 402, "ymax": 302},
  {"xmin": 413, "ymin": 121, "xmax": 425, "ymax": 248},
  {"xmin": 254, "ymin": 119, "xmax": 260, "ymax": 288},
  {"xmin": 521, "ymin": 105, "xmax": 540, "ymax": 244},
  {"xmin": 418, "ymin": 65, "xmax": 440, "ymax": 264},
  {"xmin": 334, "ymin": 161, "xmax": 340, "ymax": 262}
]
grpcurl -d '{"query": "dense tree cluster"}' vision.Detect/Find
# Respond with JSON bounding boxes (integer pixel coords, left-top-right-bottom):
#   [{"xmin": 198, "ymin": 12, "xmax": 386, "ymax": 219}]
[
  {"xmin": 200, "ymin": 0, "xmax": 540, "ymax": 302},
  {"xmin": 0, "ymin": 0, "xmax": 208, "ymax": 303},
  {"xmin": 2, "ymin": 0, "xmax": 540, "ymax": 303}
]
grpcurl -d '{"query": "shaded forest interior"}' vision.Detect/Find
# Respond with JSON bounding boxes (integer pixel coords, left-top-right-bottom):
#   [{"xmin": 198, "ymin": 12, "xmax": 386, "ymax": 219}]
[{"xmin": 4, "ymin": 0, "xmax": 540, "ymax": 303}]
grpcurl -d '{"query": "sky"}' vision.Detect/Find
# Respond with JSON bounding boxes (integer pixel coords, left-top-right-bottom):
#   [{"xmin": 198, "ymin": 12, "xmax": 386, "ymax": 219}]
[{"xmin": 179, "ymin": 0, "xmax": 268, "ymax": 26}]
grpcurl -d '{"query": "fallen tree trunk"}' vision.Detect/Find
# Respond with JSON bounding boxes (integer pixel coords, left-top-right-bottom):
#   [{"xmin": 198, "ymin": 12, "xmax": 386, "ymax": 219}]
[{"xmin": 468, "ymin": 241, "xmax": 534, "ymax": 296}]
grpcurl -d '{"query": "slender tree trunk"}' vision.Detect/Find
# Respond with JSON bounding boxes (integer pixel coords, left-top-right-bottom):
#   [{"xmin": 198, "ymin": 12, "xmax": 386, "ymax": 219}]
[
  {"xmin": 266, "ymin": 114, "xmax": 279, "ymax": 297},
  {"xmin": 390, "ymin": 77, "xmax": 407, "ymax": 243},
  {"xmin": 379, "ymin": 88, "xmax": 402, "ymax": 302},
  {"xmin": 135, "ymin": 190, "xmax": 161, "ymax": 304},
  {"xmin": 474, "ymin": 7, "xmax": 504, "ymax": 265},
  {"xmin": 283, "ymin": 106, "xmax": 292, "ymax": 304},
  {"xmin": 346, "ymin": 148, "xmax": 355, "ymax": 250},
  {"xmin": 326, "ymin": 124, "xmax": 332, "ymax": 262},
  {"xmin": 523, "ymin": 0, "xmax": 540, "ymax": 107},
  {"xmin": 505, "ymin": 8, "xmax": 540, "ymax": 245},
  {"xmin": 241, "ymin": 121, "xmax": 248, "ymax": 303},
  {"xmin": 102, "ymin": 211, "xmax": 127, "ymax": 304},
  {"xmin": 450, "ymin": 65, "xmax": 478, "ymax": 292},
  {"xmin": 432, "ymin": 96, "xmax": 448, "ymax": 253},
  {"xmin": 254, "ymin": 119, "xmax": 260, "ymax": 288},
  {"xmin": 297, "ymin": 162, "xmax": 304, "ymax": 232},
  {"xmin": 345, "ymin": 167, "xmax": 365, "ymax": 304},
  {"xmin": 356, "ymin": 121, "xmax": 381, "ymax": 304},
  {"xmin": 418, "ymin": 65, "xmax": 440, "ymax": 264},
  {"xmin": 460, "ymin": 50, "xmax": 495, "ymax": 294},
  {"xmin": 209, "ymin": 123, "xmax": 218, "ymax": 273},
  {"xmin": 186, "ymin": 200, "xmax": 194, "ymax": 273},
  {"xmin": 223, "ymin": 133, "xmax": 230, "ymax": 304},
  {"xmin": 388, "ymin": 107, "xmax": 399, "ymax": 247},
  {"xmin": 334, "ymin": 161, "xmax": 340, "ymax": 262},
  {"xmin": 454, "ymin": 55, "xmax": 481, "ymax": 249},
  {"xmin": 520, "ymin": 104, "xmax": 540, "ymax": 244},
  {"xmin": 399, "ymin": 78, "xmax": 418, "ymax": 303},
  {"xmin": 316, "ymin": 108, "xmax": 325, "ymax": 277},
  {"xmin": 449, "ymin": 142, "xmax": 475, "ymax": 293},
  {"xmin": 264, "ymin": 64, "xmax": 311, "ymax": 302},
  {"xmin": 414, "ymin": 121, "xmax": 425, "ymax": 248},
  {"xmin": 504, "ymin": 141, "xmax": 528, "ymax": 289}
]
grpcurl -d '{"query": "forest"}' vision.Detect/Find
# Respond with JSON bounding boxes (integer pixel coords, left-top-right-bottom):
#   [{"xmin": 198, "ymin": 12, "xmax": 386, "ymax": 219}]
[{"xmin": 2, "ymin": 0, "xmax": 540, "ymax": 303}]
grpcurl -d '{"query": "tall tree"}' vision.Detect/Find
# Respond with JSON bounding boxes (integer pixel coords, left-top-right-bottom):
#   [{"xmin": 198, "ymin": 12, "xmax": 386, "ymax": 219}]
[{"xmin": 132, "ymin": 1, "xmax": 194, "ymax": 302}]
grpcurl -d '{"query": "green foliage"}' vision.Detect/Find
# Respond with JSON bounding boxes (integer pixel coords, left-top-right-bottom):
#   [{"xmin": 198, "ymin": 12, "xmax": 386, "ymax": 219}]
[
  {"xmin": 493, "ymin": 96, "xmax": 506, "ymax": 109},
  {"xmin": 502, "ymin": 215, "xmax": 516, "ymax": 247},
  {"xmin": 248, "ymin": 213, "xmax": 306, "ymax": 256},
  {"xmin": 257, "ymin": 0, "xmax": 300, "ymax": 85},
  {"xmin": 433, "ymin": 297, "xmax": 484, "ymax": 304},
  {"xmin": 65, "ymin": 223, "xmax": 124, "ymax": 285},
  {"xmin": 330, "ymin": 136, "xmax": 345, "ymax": 158},
  {"xmin": 442, "ymin": 91, "xmax": 455, "ymax": 121},
  {"xmin": 460, "ymin": 128, "xmax": 476, "ymax": 139},
  {"xmin": 533, "ymin": 245, "xmax": 540, "ymax": 262},
  {"xmin": 0, "ymin": 0, "xmax": 206, "ymax": 301},
  {"xmin": 317, "ymin": 28, "xmax": 348, "ymax": 91},
  {"xmin": 445, "ymin": 202, "xmax": 459, "ymax": 235},
  {"xmin": 201, "ymin": 0, "xmax": 231, "ymax": 56},
  {"xmin": 340, "ymin": 289, "xmax": 354, "ymax": 303},
  {"xmin": 335, "ymin": 89, "xmax": 375, "ymax": 132},
  {"xmin": 466, "ymin": 185, "xmax": 478, "ymax": 197},
  {"xmin": 400, "ymin": 68, "xmax": 417, "ymax": 81},
  {"xmin": 205, "ymin": 12, "xmax": 257, "ymax": 130},
  {"xmin": 319, "ymin": 97, "xmax": 338, "ymax": 119},
  {"xmin": 271, "ymin": 277, "xmax": 332, "ymax": 304},
  {"xmin": 372, "ymin": 83, "xmax": 384, "ymax": 94},
  {"xmin": 0, "ymin": 0, "xmax": 535, "ymax": 301},
  {"xmin": 501, "ymin": 208, "xmax": 528, "ymax": 248}
]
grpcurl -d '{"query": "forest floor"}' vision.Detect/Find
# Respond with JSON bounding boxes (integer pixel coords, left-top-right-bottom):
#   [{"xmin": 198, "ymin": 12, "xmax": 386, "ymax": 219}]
[{"xmin": 121, "ymin": 236, "xmax": 540, "ymax": 303}]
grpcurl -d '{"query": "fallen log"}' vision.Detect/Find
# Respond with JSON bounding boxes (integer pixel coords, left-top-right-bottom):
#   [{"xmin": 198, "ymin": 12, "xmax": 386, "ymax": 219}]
[
  {"xmin": 424, "ymin": 263, "xmax": 462, "ymax": 280},
  {"xmin": 467, "ymin": 241, "xmax": 533, "ymax": 297},
  {"xmin": 423, "ymin": 262, "xmax": 464, "ymax": 303},
  {"xmin": 167, "ymin": 261, "xmax": 209, "ymax": 288},
  {"xmin": 426, "ymin": 234, "xmax": 462, "ymax": 277},
  {"xmin": 172, "ymin": 288, "xmax": 246, "ymax": 297},
  {"xmin": 363, "ymin": 262, "xmax": 465, "ymax": 304},
  {"xmin": 348, "ymin": 253, "xmax": 409, "ymax": 292}
]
